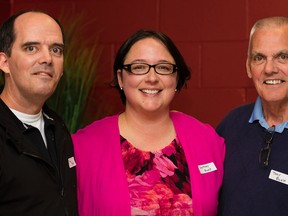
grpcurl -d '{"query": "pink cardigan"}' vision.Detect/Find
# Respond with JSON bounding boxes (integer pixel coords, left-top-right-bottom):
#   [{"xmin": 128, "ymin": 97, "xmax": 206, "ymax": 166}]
[{"xmin": 72, "ymin": 112, "xmax": 225, "ymax": 216}]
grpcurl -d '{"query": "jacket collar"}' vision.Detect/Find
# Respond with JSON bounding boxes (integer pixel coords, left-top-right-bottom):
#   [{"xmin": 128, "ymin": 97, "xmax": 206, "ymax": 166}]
[{"xmin": 0, "ymin": 99, "xmax": 57, "ymax": 161}]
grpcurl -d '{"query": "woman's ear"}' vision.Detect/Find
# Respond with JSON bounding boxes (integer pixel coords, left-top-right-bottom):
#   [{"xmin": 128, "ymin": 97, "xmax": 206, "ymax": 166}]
[{"xmin": 117, "ymin": 69, "xmax": 123, "ymax": 88}]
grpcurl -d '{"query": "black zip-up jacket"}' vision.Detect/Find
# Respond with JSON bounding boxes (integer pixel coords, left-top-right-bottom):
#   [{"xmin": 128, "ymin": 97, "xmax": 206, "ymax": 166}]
[{"xmin": 0, "ymin": 99, "xmax": 78, "ymax": 216}]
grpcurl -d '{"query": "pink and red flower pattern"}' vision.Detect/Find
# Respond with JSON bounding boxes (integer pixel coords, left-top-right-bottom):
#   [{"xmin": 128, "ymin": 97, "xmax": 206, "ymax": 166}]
[{"xmin": 121, "ymin": 137, "xmax": 193, "ymax": 215}]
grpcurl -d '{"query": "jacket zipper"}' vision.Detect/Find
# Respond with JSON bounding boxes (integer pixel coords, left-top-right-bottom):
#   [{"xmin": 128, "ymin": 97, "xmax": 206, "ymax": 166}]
[{"xmin": 22, "ymin": 151, "xmax": 64, "ymax": 196}]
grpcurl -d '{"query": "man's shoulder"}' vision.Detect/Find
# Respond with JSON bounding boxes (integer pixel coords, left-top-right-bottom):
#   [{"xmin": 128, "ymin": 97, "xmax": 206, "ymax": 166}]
[
  {"xmin": 222, "ymin": 103, "xmax": 254, "ymax": 122},
  {"xmin": 0, "ymin": 99, "xmax": 22, "ymax": 131},
  {"xmin": 216, "ymin": 103, "xmax": 255, "ymax": 134}
]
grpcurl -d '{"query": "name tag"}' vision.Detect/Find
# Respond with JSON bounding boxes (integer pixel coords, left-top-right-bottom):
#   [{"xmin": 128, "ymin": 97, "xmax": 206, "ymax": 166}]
[
  {"xmin": 269, "ymin": 169, "xmax": 288, "ymax": 185},
  {"xmin": 198, "ymin": 162, "xmax": 217, "ymax": 174},
  {"xmin": 68, "ymin": 157, "xmax": 76, "ymax": 168}
]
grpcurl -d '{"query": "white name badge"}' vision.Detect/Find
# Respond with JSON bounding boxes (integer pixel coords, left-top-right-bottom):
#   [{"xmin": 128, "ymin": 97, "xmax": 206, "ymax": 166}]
[
  {"xmin": 269, "ymin": 169, "xmax": 288, "ymax": 185},
  {"xmin": 68, "ymin": 157, "xmax": 76, "ymax": 168},
  {"xmin": 198, "ymin": 162, "xmax": 217, "ymax": 174}
]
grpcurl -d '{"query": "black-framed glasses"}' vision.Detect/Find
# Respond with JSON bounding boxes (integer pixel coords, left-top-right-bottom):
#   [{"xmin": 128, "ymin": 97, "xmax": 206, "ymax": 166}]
[
  {"xmin": 122, "ymin": 63, "xmax": 178, "ymax": 75},
  {"xmin": 259, "ymin": 126, "xmax": 275, "ymax": 168}
]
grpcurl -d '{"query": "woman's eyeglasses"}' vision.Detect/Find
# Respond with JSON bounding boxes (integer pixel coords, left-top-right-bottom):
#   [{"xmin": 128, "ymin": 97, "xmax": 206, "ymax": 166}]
[
  {"xmin": 122, "ymin": 63, "xmax": 177, "ymax": 75},
  {"xmin": 259, "ymin": 126, "xmax": 275, "ymax": 168}
]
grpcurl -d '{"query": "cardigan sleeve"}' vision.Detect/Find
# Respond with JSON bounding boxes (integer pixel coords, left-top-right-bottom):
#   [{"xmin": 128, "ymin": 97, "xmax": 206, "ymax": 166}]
[{"xmin": 72, "ymin": 115, "xmax": 131, "ymax": 216}]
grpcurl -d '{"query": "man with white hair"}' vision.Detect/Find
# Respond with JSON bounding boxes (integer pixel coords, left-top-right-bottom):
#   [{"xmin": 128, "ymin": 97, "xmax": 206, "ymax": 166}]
[{"xmin": 217, "ymin": 16, "xmax": 288, "ymax": 216}]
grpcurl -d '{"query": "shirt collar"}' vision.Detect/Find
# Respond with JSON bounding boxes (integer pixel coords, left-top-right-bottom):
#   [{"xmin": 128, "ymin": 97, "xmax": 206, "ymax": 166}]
[{"xmin": 249, "ymin": 96, "xmax": 288, "ymax": 133}]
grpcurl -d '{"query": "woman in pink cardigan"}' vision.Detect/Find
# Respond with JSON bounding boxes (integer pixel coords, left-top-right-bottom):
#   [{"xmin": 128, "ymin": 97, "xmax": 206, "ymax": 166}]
[{"xmin": 72, "ymin": 30, "xmax": 225, "ymax": 216}]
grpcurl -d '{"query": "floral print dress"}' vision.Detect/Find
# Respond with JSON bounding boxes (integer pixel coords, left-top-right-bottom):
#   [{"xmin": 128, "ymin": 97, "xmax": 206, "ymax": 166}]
[{"xmin": 121, "ymin": 136, "xmax": 193, "ymax": 216}]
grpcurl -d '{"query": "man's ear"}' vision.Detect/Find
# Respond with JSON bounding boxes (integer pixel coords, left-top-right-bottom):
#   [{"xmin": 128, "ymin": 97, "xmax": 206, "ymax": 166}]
[
  {"xmin": 0, "ymin": 52, "xmax": 10, "ymax": 74},
  {"xmin": 246, "ymin": 58, "xmax": 252, "ymax": 78}
]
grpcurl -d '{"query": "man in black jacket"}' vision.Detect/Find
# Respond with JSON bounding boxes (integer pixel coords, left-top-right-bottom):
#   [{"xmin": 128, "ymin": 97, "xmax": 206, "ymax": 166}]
[{"xmin": 0, "ymin": 10, "xmax": 78, "ymax": 216}]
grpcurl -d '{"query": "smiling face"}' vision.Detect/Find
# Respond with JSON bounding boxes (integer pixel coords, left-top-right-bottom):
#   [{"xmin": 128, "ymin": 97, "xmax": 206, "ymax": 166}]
[
  {"xmin": 247, "ymin": 25, "xmax": 288, "ymax": 105},
  {"xmin": 0, "ymin": 12, "xmax": 64, "ymax": 111},
  {"xmin": 117, "ymin": 37, "xmax": 177, "ymax": 113}
]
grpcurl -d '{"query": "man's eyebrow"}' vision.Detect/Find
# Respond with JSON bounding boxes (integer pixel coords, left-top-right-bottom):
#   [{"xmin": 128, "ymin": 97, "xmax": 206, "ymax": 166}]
[
  {"xmin": 52, "ymin": 43, "xmax": 65, "ymax": 49},
  {"xmin": 21, "ymin": 41, "xmax": 65, "ymax": 49},
  {"xmin": 249, "ymin": 52, "xmax": 265, "ymax": 58},
  {"xmin": 273, "ymin": 50, "xmax": 288, "ymax": 56},
  {"xmin": 22, "ymin": 41, "xmax": 40, "ymax": 47},
  {"xmin": 251, "ymin": 51, "xmax": 264, "ymax": 55}
]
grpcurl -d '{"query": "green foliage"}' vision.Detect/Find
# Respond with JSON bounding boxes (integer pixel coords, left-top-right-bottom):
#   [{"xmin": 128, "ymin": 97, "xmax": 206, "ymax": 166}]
[{"xmin": 47, "ymin": 15, "xmax": 102, "ymax": 133}]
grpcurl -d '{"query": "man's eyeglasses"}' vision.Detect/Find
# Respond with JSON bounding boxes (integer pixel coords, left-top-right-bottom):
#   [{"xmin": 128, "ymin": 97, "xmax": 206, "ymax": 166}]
[
  {"xmin": 259, "ymin": 126, "xmax": 275, "ymax": 168},
  {"xmin": 122, "ymin": 63, "xmax": 178, "ymax": 75}
]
